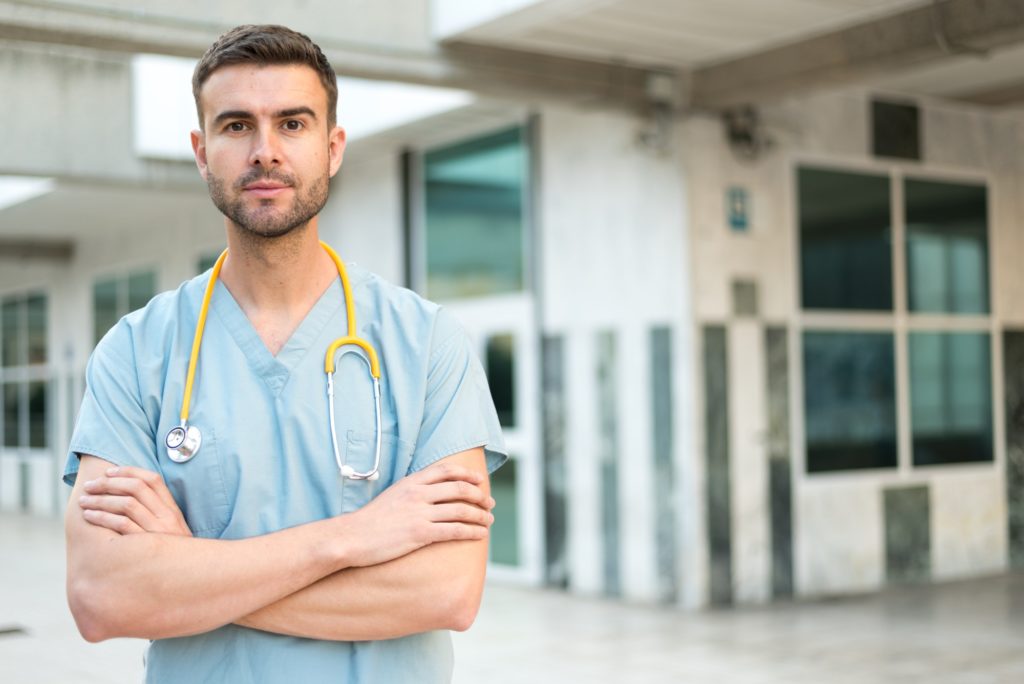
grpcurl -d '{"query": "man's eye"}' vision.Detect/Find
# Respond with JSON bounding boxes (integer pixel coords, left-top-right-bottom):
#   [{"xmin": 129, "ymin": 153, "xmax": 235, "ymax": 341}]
[
  {"xmin": 227, "ymin": 122, "xmax": 246, "ymax": 132},
  {"xmin": 284, "ymin": 120, "xmax": 303, "ymax": 131}
]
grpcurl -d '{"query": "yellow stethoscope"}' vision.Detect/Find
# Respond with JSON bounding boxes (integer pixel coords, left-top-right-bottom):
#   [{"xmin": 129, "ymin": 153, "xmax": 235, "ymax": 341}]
[{"xmin": 164, "ymin": 241, "xmax": 383, "ymax": 481}]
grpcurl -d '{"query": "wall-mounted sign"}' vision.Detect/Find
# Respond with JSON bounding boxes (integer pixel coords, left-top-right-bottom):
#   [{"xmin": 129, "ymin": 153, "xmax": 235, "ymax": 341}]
[{"xmin": 727, "ymin": 186, "xmax": 750, "ymax": 232}]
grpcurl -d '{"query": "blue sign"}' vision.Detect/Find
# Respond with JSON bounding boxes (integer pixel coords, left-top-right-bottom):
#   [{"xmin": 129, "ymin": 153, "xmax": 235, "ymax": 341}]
[{"xmin": 727, "ymin": 187, "xmax": 749, "ymax": 232}]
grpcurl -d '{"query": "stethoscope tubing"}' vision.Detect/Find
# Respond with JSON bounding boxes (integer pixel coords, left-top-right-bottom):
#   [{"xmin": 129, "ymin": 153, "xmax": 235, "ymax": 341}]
[{"xmin": 165, "ymin": 242, "xmax": 384, "ymax": 481}]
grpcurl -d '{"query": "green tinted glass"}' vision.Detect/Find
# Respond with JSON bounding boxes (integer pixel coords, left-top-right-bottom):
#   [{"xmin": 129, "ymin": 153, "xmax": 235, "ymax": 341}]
[
  {"xmin": 3, "ymin": 383, "xmax": 19, "ymax": 447},
  {"xmin": 28, "ymin": 381, "xmax": 47, "ymax": 448},
  {"xmin": 905, "ymin": 179, "xmax": 989, "ymax": 314},
  {"xmin": 799, "ymin": 167, "xmax": 892, "ymax": 311},
  {"xmin": 127, "ymin": 271, "xmax": 156, "ymax": 312},
  {"xmin": 93, "ymin": 277, "xmax": 119, "ymax": 344},
  {"xmin": 26, "ymin": 293, "xmax": 46, "ymax": 364},
  {"xmin": 2, "ymin": 299, "xmax": 23, "ymax": 367},
  {"xmin": 803, "ymin": 331, "xmax": 897, "ymax": 472},
  {"xmin": 485, "ymin": 334, "xmax": 515, "ymax": 427},
  {"xmin": 909, "ymin": 332, "xmax": 992, "ymax": 465},
  {"xmin": 490, "ymin": 458, "xmax": 519, "ymax": 566},
  {"xmin": 424, "ymin": 128, "xmax": 525, "ymax": 299}
]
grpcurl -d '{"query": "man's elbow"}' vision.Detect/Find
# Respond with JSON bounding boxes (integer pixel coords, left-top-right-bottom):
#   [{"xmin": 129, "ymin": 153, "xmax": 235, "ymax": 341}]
[
  {"xmin": 68, "ymin": 577, "xmax": 119, "ymax": 642},
  {"xmin": 441, "ymin": 575, "xmax": 485, "ymax": 632}
]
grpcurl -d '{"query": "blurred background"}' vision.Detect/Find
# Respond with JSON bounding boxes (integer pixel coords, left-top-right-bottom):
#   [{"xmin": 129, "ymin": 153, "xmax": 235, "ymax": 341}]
[{"xmin": 2, "ymin": 0, "xmax": 1024, "ymax": 681}]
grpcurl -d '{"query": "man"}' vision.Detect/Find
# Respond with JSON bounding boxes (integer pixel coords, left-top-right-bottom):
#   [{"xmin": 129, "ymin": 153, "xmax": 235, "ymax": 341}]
[{"xmin": 63, "ymin": 24, "xmax": 506, "ymax": 683}]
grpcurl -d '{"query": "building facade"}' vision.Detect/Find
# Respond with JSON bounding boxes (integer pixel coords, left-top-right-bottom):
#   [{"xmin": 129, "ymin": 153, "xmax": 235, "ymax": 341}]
[{"xmin": 1, "ymin": 0, "xmax": 1023, "ymax": 609}]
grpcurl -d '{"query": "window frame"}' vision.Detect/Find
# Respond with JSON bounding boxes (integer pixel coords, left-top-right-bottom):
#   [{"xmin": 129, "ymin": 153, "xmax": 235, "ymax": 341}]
[
  {"xmin": 0, "ymin": 289, "xmax": 52, "ymax": 455},
  {"xmin": 790, "ymin": 155, "xmax": 1001, "ymax": 482}
]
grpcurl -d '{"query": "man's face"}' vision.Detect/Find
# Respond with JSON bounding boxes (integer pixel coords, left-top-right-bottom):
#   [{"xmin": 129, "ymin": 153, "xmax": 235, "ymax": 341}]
[{"xmin": 191, "ymin": 64, "xmax": 345, "ymax": 239}]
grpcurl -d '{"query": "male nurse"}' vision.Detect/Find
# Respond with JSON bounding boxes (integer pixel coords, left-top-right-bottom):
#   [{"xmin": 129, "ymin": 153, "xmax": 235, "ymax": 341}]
[{"xmin": 63, "ymin": 24, "xmax": 506, "ymax": 683}]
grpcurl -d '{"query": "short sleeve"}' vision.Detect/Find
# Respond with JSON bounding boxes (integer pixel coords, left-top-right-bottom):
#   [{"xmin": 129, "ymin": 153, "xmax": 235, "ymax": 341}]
[
  {"xmin": 409, "ymin": 309, "xmax": 508, "ymax": 475},
  {"xmin": 63, "ymin": 322, "xmax": 159, "ymax": 487}
]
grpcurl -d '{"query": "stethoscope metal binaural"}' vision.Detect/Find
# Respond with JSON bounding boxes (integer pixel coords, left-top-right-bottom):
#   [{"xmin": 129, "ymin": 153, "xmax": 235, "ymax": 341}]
[{"xmin": 164, "ymin": 241, "xmax": 383, "ymax": 481}]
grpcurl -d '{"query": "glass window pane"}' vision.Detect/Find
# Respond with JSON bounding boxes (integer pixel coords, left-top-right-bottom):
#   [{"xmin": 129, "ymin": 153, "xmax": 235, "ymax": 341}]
[
  {"xmin": 799, "ymin": 167, "xmax": 892, "ymax": 311},
  {"xmin": 28, "ymin": 381, "xmax": 47, "ymax": 448},
  {"xmin": 3, "ymin": 383, "xmax": 20, "ymax": 447},
  {"xmin": 127, "ymin": 271, "xmax": 156, "ymax": 312},
  {"xmin": 485, "ymin": 333, "xmax": 516, "ymax": 427},
  {"xmin": 490, "ymin": 458, "xmax": 519, "ymax": 565},
  {"xmin": 26, "ymin": 293, "xmax": 46, "ymax": 364},
  {"xmin": 910, "ymin": 332, "xmax": 992, "ymax": 465},
  {"xmin": 424, "ymin": 127, "xmax": 525, "ymax": 300},
  {"xmin": 803, "ymin": 331, "xmax": 897, "ymax": 472},
  {"xmin": 2, "ymin": 298, "xmax": 23, "ymax": 367},
  {"xmin": 905, "ymin": 179, "xmax": 989, "ymax": 314},
  {"xmin": 93, "ymin": 277, "xmax": 119, "ymax": 344}
]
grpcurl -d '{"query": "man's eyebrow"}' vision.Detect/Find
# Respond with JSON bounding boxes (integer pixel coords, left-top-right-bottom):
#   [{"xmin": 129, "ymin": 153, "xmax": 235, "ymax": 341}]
[
  {"xmin": 276, "ymin": 107, "xmax": 317, "ymax": 120},
  {"xmin": 212, "ymin": 110, "xmax": 253, "ymax": 126}
]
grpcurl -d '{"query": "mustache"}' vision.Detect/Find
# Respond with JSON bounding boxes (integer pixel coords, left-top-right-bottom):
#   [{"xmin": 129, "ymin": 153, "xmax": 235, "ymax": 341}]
[{"xmin": 234, "ymin": 169, "xmax": 297, "ymax": 189}]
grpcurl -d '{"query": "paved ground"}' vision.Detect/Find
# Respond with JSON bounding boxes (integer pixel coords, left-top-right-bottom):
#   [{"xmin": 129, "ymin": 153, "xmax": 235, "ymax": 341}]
[{"xmin": 2, "ymin": 511, "xmax": 1023, "ymax": 683}]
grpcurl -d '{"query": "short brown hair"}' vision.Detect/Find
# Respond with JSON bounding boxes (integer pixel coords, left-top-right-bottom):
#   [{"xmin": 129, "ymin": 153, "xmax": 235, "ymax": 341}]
[{"xmin": 192, "ymin": 24, "xmax": 338, "ymax": 128}]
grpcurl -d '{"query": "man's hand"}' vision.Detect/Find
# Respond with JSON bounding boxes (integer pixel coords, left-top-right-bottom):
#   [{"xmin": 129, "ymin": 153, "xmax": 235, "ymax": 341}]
[
  {"xmin": 343, "ymin": 460, "xmax": 495, "ymax": 568},
  {"xmin": 78, "ymin": 461, "xmax": 495, "ymax": 568},
  {"xmin": 79, "ymin": 465, "xmax": 192, "ymax": 536}
]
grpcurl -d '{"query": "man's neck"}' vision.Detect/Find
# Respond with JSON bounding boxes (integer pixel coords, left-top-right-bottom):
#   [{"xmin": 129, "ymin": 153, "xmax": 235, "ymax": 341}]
[{"xmin": 218, "ymin": 219, "xmax": 338, "ymax": 355}]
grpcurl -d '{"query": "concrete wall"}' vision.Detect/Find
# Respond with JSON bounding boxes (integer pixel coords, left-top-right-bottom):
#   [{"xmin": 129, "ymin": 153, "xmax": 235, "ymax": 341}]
[
  {"xmin": 535, "ymin": 104, "xmax": 696, "ymax": 604},
  {"xmin": 683, "ymin": 88, "xmax": 1022, "ymax": 601}
]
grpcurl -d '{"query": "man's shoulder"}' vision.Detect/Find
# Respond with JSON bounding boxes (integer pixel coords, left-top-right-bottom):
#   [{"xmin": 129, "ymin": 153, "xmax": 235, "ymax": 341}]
[{"xmin": 347, "ymin": 264, "xmax": 466, "ymax": 355}]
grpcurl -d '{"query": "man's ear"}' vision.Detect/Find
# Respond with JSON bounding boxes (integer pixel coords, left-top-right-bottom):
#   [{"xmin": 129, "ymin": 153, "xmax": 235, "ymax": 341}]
[
  {"xmin": 328, "ymin": 125, "xmax": 347, "ymax": 178},
  {"xmin": 191, "ymin": 129, "xmax": 208, "ymax": 180}
]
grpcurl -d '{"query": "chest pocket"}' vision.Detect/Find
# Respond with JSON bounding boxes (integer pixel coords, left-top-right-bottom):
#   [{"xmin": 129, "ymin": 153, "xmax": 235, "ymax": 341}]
[
  {"xmin": 161, "ymin": 426, "xmax": 231, "ymax": 538},
  {"xmin": 340, "ymin": 429, "xmax": 414, "ymax": 513}
]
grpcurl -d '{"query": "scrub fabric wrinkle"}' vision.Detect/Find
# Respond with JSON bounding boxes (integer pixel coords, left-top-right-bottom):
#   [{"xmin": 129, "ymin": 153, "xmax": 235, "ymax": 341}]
[{"xmin": 64, "ymin": 262, "xmax": 507, "ymax": 684}]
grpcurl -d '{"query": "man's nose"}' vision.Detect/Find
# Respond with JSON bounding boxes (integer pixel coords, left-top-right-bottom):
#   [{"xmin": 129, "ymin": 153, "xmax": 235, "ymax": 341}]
[{"xmin": 249, "ymin": 128, "xmax": 281, "ymax": 167}]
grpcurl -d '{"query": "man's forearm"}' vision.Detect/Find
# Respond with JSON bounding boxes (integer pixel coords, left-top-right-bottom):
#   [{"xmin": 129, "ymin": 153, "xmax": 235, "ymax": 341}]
[
  {"xmin": 237, "ymin": 533, "xmax": 487, "ymax": 641},
  {"xmin": 67, "ymin": 511, "xmax": 351, "ymax": 642},
  {"xmin": 237, "ymin": 448, "xmax": 492, "ymax": 641}
]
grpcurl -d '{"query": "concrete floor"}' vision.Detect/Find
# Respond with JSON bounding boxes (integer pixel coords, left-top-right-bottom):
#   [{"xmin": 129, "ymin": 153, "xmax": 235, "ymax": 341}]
[{"xmin": 2, "ymin": 511, "xmax": 1023, "ymax": 683}]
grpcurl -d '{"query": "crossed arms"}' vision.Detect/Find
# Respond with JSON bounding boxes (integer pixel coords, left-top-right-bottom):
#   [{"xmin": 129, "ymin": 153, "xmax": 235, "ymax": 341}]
[{"xmin": 65, "ymin": 448, "xmax": 494, "ymax": 643}]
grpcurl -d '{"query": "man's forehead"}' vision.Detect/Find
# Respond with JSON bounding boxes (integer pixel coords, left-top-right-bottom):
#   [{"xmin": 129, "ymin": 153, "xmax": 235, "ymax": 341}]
[{"xmin": 200, "ymin": 64, "xmax": 327, "ymax": 112}]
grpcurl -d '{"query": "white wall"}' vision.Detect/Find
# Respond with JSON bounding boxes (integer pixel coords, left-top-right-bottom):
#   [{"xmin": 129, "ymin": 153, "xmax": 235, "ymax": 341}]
[
  {"xmin": 684, "ymin": 88, "xmax": 1022, "ymax": 600},
  {"xmin": 537, "ymin": 104, "xmax": 696, "ymax": 604}
]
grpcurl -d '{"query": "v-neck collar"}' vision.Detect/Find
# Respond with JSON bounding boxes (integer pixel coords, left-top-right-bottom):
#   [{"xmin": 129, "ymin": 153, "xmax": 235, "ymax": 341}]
[{"xmin": 210, "ymin": 278, "xmax": 344, "ymax": 395}]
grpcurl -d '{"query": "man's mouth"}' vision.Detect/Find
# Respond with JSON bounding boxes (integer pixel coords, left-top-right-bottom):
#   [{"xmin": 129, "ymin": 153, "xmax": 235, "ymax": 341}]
[{"xmin": 242, "ymin": 181, "xmax": 291, "ymax": 198}]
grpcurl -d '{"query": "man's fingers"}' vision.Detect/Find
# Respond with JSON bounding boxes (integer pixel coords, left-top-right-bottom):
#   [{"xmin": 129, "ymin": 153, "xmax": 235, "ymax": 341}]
[
  {"xmin": 106, "ymin": 466, "xmax": 179, "ymax": 511},
  {"xmin": 81, "ymin": 509, "xmax": 144, "ymax": 535},
  {"xmin": 429, "ymin": 503, "xmax": 494, "ymax": 527},
  {"xmin": 80, "ymin": 494, "xmax": 157, "ymax": 529},
  {"xmin": 82, "ymin": 475, "xmax": 164, "ymax": 518},
  {"xmin": 422, "ymin": 480, "xmax": 494, "ymax": 508},
  {"xmin": 428, "ymin": 522, "xmax": 489, "ymax": 543},
  {"xmin": 414, "ymin": 462, "xmax": 485, "ymax": 486}
]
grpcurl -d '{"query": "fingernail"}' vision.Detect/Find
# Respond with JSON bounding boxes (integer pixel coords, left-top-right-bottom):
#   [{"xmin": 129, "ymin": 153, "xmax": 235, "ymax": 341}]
[
  {"xmin": 488, "ymin": 497, "xmax": 496, "ymax": 508},
  {"xmin": 83, "ymin": 480, "xmax": 94, "ymax": 488},
  {"xmin": 106, "ymin": 467, "xmax": 119, "ymax": 476}
]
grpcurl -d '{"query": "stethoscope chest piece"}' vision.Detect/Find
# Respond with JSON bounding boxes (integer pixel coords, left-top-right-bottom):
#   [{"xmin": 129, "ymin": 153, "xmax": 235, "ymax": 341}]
[{"xmin": 166, "ymin": 424, "xmax": 202, "ymax": 463}]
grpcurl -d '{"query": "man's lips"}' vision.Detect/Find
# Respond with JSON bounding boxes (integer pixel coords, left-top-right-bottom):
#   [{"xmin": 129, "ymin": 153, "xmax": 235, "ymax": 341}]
[{"xmin": 242, "ymin": 182, "xmax": 291, "ymax": 198}]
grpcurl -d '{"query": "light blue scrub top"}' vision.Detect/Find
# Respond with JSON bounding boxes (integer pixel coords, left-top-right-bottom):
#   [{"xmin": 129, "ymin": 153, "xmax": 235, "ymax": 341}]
[{"xmin": 63, "ymin": 263, "xmax": 507, "ymax": 684}]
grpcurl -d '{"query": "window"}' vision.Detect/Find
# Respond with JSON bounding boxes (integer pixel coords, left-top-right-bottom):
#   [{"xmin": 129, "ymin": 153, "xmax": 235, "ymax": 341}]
[
  {"xmin": 871, "ymin": 99, "xmax": 921, "ymax": 161},
  {"xmin": 0, "ymin": 292, "xmax": 49, "ymax": 449},
  {"xmin": 803, "ymin": 331, "xmax": 898, "ymax": 473},
  {"xmin": 423, "ymin": 127, "xmax": 527, "ymax": 300},
  {"xmin": 485, "ymin": 333, "xmax": 516, "ymax": 427},
  {"xmin": 93, "ymin": 269, "xmax": 156, "ymax": 343},
  {"xmin": 798, "ymin": 166, "xmax": 992, "ymax": 472},
  {"xmin": 799, "ymin": 167, "xmax": 892, "ymax": 311},
  {"xmin": 489, "ymin": 457, "xmax": 519, "ymax": 565}
]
